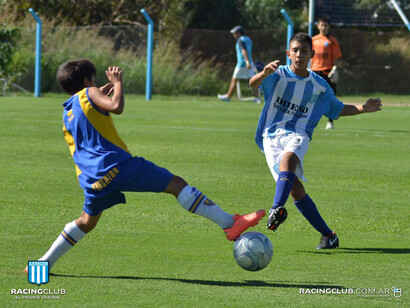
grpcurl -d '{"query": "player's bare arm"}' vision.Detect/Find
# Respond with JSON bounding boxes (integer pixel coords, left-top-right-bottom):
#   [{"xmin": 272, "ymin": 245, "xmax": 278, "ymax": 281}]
[
  {"xmin": 89, "ymin": 66, "xmax": 124, "ymax": 114},
  {"xmin": 241, "ymin": 48, "xmax": 251, "ymax": 69},
  {"xmin": 339, "ymin": 98, "xmax": 382, "ymax": 116},
  {"xmin": 249, "ymin": 60, "xmax": 280, "ymax": 87},
  {"xmin": 99, "ymin": 83, "xmax": 114, "ymax": 96}
]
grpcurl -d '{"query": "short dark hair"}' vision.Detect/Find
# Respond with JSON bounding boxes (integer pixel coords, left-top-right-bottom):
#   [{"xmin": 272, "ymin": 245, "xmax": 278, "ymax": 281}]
[
  {"xmin": 317, "ymin": 16, "xmax": 330, "ymax": 24},
  {"xmin": 289, "ymin": 32, "xmax": 312, "ymax": 51},
  {"xmin": 57, "ymin": 59, "xmax": 96, "ymax": 95}
]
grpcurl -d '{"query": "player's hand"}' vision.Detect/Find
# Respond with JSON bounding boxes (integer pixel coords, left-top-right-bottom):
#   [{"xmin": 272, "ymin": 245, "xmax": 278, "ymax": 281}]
[
  {"xmin": 262, "ymin": 60, "xmax": 280, "ymax": 77},
  {"xmin": 99, "ymin": 83, "xmax": 114, "ymax": 96},
  {"xmin": 363, "ymin": 98, "xmax": 382, "ymax": 112},
  {"xmin": 105, "ymin": 66, "xmax": 123, "ymax": 84}
]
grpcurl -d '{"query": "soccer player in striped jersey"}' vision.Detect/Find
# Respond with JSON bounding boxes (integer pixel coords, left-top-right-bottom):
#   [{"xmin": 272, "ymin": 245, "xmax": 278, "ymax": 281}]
[
  {"xmin": 24, "ymin": 59, "xmax": 264, "ymax": 273},
  {"xmin": 249, "ymin": 33, "xmax": 382, "ymax": 249}
]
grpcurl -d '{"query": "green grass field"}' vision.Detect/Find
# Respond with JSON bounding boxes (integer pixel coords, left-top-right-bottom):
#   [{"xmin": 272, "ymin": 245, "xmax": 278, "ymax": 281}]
[{"xmin": 1, "ymin": 94, "xmax": 409, "ymax": 307}]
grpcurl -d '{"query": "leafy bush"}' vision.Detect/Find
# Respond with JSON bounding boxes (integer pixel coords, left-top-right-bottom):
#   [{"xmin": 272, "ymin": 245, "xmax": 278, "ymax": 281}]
[
  {"xmin": 0, "ymin": 26, "xmax": 21, "ymax": 78},
  {"xmin": 10, "ymin": 24, "xmax": 226, "ymax": 95}
]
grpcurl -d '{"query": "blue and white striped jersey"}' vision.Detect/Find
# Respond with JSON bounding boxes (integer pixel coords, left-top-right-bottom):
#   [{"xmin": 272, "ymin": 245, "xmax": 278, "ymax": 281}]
[{"xmin": 255, "ymin": 65, "xmax": 344, "ymax": 150}]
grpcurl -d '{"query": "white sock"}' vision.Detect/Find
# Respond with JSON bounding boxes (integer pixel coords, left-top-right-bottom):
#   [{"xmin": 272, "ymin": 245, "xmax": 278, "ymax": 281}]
[
  {"xmin": 39, "ymin": 220, "xmax": 86, "ymax": 268},
  {"xmin": 177, "ymin": 185, "xmax": 234, "ymax": 229}
]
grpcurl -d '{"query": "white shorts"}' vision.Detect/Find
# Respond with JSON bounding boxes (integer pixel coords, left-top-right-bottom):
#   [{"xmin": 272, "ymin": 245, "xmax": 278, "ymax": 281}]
[
  {"xmin": 233, "ymin": 63, "xmax": 256, "ymax": 79},
  {"xmin": 263, "ymin": 131, "xmax": 310, "ymax": 182}
]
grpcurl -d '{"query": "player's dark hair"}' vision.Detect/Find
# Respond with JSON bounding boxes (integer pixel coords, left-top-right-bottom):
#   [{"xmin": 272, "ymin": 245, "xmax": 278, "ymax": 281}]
[
  {"xmin": 289, "ymin": 32, "xmax": 312, "ymax": 51},
  {"xmin": 57, "ymin": 59, "xmax": 96, "ymax": 95},
  {"xmin": 317, "ymin": 16, "xmax": 330, "ymax": 24}
]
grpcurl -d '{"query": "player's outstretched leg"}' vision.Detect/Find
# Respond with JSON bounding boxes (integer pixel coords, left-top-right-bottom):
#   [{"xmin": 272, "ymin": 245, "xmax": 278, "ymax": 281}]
[
  {"xmin": 177, "ymin": 184, "xmax": 265, "ymax": 241},
  {"xmin": 224, "ymin": 209, "xmax": 266, "ymax": 241},
  {"xmin": 167, "ymin": 176, "xmax": 265, "ymax": 241},
  {"xmin": 24, "ymin": 212, "xmax": 100, "ymax": 273}
]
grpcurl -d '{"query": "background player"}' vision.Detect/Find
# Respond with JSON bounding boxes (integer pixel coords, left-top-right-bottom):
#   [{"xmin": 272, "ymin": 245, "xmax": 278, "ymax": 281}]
[
  {"xmin": 311, "ymin": 16, "xmax": 342, "ymax": 129},
  {"xmin": 218, "ymin": 25, "xmax": 260, "ymax": 103},
  {"xmin": 24, "ymin": 59, "xmax": 265, "ymax": 272},
  {"xmin": 249, "ymin": 33, "xmax": 382, "ymax": 249}
]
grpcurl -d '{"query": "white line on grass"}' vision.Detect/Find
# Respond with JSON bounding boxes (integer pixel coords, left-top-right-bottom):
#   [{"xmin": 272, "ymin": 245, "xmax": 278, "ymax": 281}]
[
  {"xmin": 0, "ymin": 117, "xmax": 241, "ymax": 132},
  {"xmin": 0, "ymin": 117, "xmax": 60, "ymax": 123},
  {"xmin": 132, "ymin": 125, "xmax": 239, "ymax": 132},
  {"xmin": 317, "ymin": 128, "xmax": 409, "ymax": 137},
  {"xmin": 2, "ymin": 117, "xmax": 409, "ymax": 136}
]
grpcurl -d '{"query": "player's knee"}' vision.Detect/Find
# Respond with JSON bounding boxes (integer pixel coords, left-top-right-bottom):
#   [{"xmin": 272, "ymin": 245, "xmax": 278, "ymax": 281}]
[
  {"xmin": 279, "ymin": 152, "xmax": 299, "ymax": 172},
  {"xmin": 164, "ymin": 175, "xmax": 188, "ymax": 197},
  {"xmin": 75, "ymin": 215, "xmax": 100, "ymax": 233}
]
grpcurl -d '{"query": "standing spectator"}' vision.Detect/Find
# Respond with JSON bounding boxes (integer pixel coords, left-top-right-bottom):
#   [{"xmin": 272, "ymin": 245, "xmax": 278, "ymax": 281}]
[
  {"xmin": 218, "ymin": 25, "xmax": 261, "ymax": 103},
  {"xmin": 311, "ymin": 17, "xmax": 342, "ymax": 129}
]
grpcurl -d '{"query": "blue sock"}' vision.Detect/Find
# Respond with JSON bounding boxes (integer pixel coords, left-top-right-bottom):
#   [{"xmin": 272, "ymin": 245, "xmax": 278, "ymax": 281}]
[
  {"xmin": 273, "ymin": 171, "xmax": 296, "ymax": 209},
  {"xmin": 294, "ymin": 194, "xmax": 332, "ymax": 236}
]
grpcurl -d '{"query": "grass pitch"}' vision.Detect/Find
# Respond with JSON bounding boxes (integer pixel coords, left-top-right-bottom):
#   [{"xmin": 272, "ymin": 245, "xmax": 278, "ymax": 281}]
[{"xmin": 0, "ymin": 94, "xmax": 409, "ymax": 307}]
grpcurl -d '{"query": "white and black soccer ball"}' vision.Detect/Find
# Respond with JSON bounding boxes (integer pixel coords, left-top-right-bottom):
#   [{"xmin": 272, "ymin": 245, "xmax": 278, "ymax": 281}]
[{"xmin": 233, "ymin": 231, "xmax": 273, "ymax": 271}]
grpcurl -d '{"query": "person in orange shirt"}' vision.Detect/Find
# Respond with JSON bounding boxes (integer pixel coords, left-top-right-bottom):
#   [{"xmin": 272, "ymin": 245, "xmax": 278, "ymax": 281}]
[{"xmin": 311, "ymin": 17, "xmax": 342, "ymax": 129}]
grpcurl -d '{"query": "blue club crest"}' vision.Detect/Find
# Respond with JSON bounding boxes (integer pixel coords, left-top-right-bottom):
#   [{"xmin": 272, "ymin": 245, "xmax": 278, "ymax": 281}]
[{"xmin": 28, "ymin": 261, "xmax": 49, "ymax": 285}]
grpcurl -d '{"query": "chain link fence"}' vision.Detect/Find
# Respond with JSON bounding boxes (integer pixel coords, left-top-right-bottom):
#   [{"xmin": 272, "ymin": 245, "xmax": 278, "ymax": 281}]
[
  {"xmin": 9, "ymin": 24, "xmax": 410, "ymax": 95},
  {"xmin": 181, "ymin": 27, "xmax": 410, "ymax": 94}
]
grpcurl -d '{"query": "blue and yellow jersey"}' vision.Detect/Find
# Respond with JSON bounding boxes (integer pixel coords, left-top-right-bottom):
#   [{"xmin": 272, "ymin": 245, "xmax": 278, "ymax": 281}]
[{"xmin": 62, "ymin": 88, "xmax": 132, "ymax": 192}]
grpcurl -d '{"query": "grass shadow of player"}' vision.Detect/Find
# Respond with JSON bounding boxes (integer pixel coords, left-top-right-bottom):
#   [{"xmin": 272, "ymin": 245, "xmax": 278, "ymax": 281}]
[
  {"xmin": 297, "ymin": 247, "xmax": 410, "ymax": 255},
  {"xmin": 50, "ymin": 273, "xmax": 344, "ymax": 289}
]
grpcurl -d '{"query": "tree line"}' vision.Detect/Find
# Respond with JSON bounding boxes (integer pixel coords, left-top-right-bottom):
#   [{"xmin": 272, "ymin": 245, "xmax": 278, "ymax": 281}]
[{"xmin": 1, "ymin": 0, "xmax": 308, "ymax": 33}]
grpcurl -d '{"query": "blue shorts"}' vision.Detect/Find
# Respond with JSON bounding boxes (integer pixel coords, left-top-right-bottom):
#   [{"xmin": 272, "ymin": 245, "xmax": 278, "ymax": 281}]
[{"xmin": 83, "ymin": 157, "xmax": 174, "ymax": 216}]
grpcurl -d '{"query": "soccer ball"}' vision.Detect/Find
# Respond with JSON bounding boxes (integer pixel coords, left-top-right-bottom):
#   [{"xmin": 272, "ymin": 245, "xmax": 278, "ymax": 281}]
[{"xmin": 233, "ymin": 231, "xmax": 273, "ymax": 271}]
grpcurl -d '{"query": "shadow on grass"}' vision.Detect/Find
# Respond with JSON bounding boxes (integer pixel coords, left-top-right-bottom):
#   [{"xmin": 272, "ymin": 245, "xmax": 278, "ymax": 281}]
[
  {"xmin": 50, "ymin": 273, "xmax": 344, "ymax": 289},
  {"xmin": 298, "ymin": 248, "xmax": 410, "ymax": 254}
]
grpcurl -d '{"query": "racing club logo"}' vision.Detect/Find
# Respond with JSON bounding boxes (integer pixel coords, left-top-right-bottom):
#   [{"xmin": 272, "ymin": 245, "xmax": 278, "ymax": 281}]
[{"xmin": 27, "ymin": 261, "xmax": 49, "ymax": 286}]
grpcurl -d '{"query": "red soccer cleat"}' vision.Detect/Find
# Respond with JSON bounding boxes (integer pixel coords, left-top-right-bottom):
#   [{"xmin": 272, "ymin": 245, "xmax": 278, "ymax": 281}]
[{"xmin": 224, "ymin": 209, "xmax": 266, "ymax": 241}]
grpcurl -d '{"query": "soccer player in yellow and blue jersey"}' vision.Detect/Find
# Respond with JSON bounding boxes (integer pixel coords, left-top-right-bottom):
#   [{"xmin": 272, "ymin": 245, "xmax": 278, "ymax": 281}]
[
  {"xmin": 24, "ymin": 59, "xmax": 265, "ymax": 272},
  {"xmin": 250, "ymin": 33, "xmax": 382, "ymax": 249}
]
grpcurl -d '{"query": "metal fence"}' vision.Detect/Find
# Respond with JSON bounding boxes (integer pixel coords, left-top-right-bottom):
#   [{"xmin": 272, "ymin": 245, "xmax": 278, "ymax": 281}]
[
  {"xmin": 181, "ymin": 27, "xmax": 410, "ymax": 94},
  {"xmin": 11, "ymin": 24, "xmax": 410, "ymax": 95}
]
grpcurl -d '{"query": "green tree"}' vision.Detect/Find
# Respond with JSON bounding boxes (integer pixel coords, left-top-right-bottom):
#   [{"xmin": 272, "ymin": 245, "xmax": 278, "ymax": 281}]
[
  {"xmin": 184, "ymin": 0, "xmax": 308, "ymax": 31},
  {"xmin": 239, "ymin": 0, "xmax": 307, "ymax": 30},
  {"xmin": 0, "ymin": 26, "xmax": 21, "ymax": 79},
  {"xmin": 184, "ymin": 0, "xmax": 244, "ymax": 30}
]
